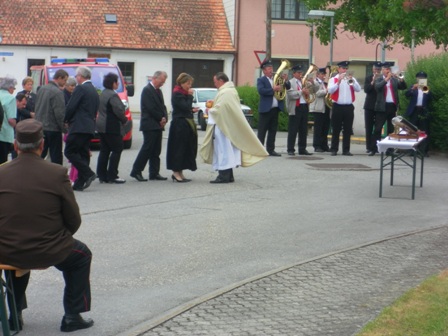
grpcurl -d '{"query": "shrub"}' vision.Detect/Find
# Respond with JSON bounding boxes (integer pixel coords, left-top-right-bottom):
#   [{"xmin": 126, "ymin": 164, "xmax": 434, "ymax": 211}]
[{"xmin": 398, "ymin": 52, "xmax": 448, "ymax": 150}]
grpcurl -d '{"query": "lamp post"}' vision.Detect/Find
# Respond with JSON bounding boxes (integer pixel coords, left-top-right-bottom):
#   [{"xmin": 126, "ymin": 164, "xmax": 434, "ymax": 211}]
[
  {"xmin": 411, "ymin": 27, "xmax": 417, "ymax": 64},
  {"xmin": 307, "ymin": 10, "xmax": 335, "ymax": 66},
  {"xmin": 308, "ymin": 23, "xmax": 314, "ymax": 66}
]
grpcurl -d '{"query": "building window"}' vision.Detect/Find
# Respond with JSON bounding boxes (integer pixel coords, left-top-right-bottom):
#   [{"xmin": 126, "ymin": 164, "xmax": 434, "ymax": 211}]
[
  {"xmin": 27, "ymin": 59, "xmax": 45, "ymax": 77},
  {"xmin": 118, "ymin": 62, "xmax": 134, "ymax": 85},
  {"xmin": 272, "ymin": 0, "xmax": 308, "ymax": 21}
]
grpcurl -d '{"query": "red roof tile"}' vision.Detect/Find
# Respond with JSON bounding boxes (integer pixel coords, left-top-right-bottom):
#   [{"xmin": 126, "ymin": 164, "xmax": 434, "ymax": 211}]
[{"xmin": 1, "ymin": 0, "xmax": 235, "ymax": 53}]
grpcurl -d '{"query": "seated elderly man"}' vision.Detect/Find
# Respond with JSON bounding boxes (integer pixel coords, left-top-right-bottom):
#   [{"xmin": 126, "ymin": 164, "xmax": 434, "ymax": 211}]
[{"xmin": 0, "ymin": 119, "xmax": 94, "ymax": 332}]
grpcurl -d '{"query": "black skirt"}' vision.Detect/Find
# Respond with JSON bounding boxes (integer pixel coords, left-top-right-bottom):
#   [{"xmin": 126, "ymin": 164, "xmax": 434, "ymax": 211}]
[{"xmin": 166, "ymin": 117, "xmax": 197, "ymax": 171}]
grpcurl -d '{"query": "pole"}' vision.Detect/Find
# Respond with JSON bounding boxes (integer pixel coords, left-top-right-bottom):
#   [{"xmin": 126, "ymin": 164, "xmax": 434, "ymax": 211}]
[
  {"xmin": 266, "ymin": 0, "xmax": 272, "ymax": 60},
  {"xmin": 411, "ymin": 27, "xmax": 416, "ymax": 63},
  {"xmin": 329, "ymin": 17, "xmax": 334, "ymax": 66},
  {"xmin": 381, "ymin": 40, "xmax": 386, "ymax": 63},
  {"xmin": 308, "ymin": 23, "xmax": 314, "ymax": 65}
]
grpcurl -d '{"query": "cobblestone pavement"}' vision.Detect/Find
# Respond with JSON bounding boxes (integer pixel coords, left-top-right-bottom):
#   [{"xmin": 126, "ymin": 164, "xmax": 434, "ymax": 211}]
[{"xmin": 134, "ymin": 226, "xmax": 448, "ymax": 336}]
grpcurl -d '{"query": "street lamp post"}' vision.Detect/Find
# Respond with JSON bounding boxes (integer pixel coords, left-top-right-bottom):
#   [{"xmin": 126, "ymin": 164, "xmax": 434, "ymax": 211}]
[
  {"xmin": 307, "ymin": 10, "xmax": 335, "ymax": 66},
  {"xmin": 308, "ymin": 23, "xmax": 314, "ymax": 66},
  {"xmin": 411, "ymin": 27, "xmax": 417, "ymax": 63}
]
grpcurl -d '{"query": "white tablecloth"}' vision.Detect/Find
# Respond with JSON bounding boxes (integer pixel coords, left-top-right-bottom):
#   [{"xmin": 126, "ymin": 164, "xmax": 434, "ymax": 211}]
[{"xmin": 377, "ymin": 136, "xmax": 427, "ymax": 153}]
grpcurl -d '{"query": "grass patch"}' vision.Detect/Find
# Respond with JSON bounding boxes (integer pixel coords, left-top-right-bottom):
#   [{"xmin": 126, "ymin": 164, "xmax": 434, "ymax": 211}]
[{"xmin": 357, "ymin": 270, "xmax": 448, "ymax": 336}]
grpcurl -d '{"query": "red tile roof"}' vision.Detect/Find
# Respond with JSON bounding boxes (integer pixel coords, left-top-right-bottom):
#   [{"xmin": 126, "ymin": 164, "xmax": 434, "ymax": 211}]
[{"xmin": 1, "ymin": 0, "xmax": 234, "ymax": 53}]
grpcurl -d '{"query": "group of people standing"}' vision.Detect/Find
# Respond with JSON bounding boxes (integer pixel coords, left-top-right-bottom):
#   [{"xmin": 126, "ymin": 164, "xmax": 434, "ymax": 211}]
[{"xmin": 255, "ymin": 59, "xmax": 431, "ymax": 158}]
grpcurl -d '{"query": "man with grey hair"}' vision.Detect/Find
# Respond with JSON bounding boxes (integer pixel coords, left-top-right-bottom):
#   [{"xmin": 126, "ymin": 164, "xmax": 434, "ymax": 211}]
[
  {"xmin": 0, "ymin": 119, "xmax": 94, "ymax": 332},
  {"xmin": 0, "ymin": 76, "xmax": 18, "ymax": 164},
  {"xmin": 35, "ymin": 69, "xmax": 69, "ymax": 164},
  {"xmin": 64, "ymin": 66, "xmax": 100, "ymax": 191},
  {"xmin": 130, "ymin": 70, "xmax": 168, "ymax": 182}
]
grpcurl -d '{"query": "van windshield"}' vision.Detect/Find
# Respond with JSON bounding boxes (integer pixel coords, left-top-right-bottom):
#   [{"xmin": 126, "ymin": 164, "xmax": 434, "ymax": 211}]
[{"xmin": 47, "ymin": 66, "xmax": 124, "ymax": 93}]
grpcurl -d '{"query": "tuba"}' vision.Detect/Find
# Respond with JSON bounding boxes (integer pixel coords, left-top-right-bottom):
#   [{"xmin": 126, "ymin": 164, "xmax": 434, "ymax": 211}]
[
  {"xmin": 325, "ymin": 65, "xmax": 339, "ymax": 109},
  {"xmin": 273, "ymin": 59, "xmax": 292, "ymax": 101},
  {"xmin": 301, "ymin": 63, "xmax": 319, "ymax": 104}
]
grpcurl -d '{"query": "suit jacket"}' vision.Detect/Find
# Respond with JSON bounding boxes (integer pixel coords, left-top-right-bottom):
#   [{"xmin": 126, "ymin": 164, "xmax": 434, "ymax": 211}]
[
  {"xmin": 257, "ymin": 76, "xmax": 288, "ymax": 113},
  {"xmin": 0, "ymin": 153, "xmax": 81, "ymax": 269},
  {"xmin": 374, "ymin": 76, "xmax": 407, "ymax": 112},
  {"xmin": 404, "ymin": 86, "xmax": 432, "ymax": 117},
  {"xmin": 363, "ymin": 74, "xmax": 378, "ymax": 110},
  {"xmin": 65, "ymin": 81, "xmax": 99, "ymax": 134},
  {"xmin": 35, "ymin": 81, "xmax": 66, "ymax": 132},
  {"xmin": 140, "ymin": 83, "xmax": 168, "ymax": 131}
]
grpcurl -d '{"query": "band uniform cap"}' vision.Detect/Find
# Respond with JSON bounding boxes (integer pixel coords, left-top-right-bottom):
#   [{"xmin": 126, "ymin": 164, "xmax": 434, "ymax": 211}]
[
  {"xmin": 381, "ymin": 61, "xmax": 395, "ymax": 68},
  {"xmin": 318, "ymin": 67, "xmax": 327, "ymax": 74},
  {"xmin": 292, "ymin": 65, "xmax": 303, "ymax": 72},
  {"xmin": 372, "ymin": 61, "xmax": 382, "ymax": 69},
  {"xmin": 416, "ymin": 71, "xmax": 427, "ymax": 78},
  {"xmin": 15, "ymin": 119, "xmax": 43, "ymax": 144},
  {"xmin": 337, "ymin": 61, "xmax": 350, "ymax": 68},
  {"xmin": 260, "ymin": 59, "xmax": 273, "ymax": 69}
]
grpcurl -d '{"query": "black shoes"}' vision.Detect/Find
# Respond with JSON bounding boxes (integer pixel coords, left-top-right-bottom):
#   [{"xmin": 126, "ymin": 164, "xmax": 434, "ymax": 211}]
[
  {"xmin": 268, "ymin": 151, "xmax": 281, "ymax": 157},
  {"xmin": 331, "ymin": 151, "xmax": 337, "ymax": 156},
  {"xmin": 210, "ymin": 176, "xmax": 230, "ymax": 184},
  {"xmin": 287, "ymin": 151, "xmax": 295, "ymax": 156},
  {"xmin": 60, "ymin": 314, "xmax": 94, "ymax": 332},
  {"xmin": 83, "ymin": 173, "xmax": 97, "ymax": 190},
  {"xmin": 150, "ymin": 174, "xmax": 167, "ymax": 181},
  {"xmin": 171, "ymin": 175, "xmax": 190, "ymax": 183},
  {"xmin": 314, "ymin": 148, "xmax": 325, "ymax": 153},
  {"xmin": 342, "ymin": 152, "xmax": 353, "ymax": 156},
  {"xmin": 368, "ymin": 151, "xmax": 377, "ymax": 156},
  {"xmin": 72, "ymin": 173, "xmax": 96, "ymax": 191},
  {"xmin": 130, "ymin": 172, "xmax": 148, "ymax": 182},
  {"xmin": 299, "ymin": 150, "xmax": 312, "ymax": 155}
]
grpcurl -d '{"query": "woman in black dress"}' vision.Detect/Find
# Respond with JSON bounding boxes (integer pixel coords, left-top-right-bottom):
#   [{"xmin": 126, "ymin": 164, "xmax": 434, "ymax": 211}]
[{"xmin": 166, "ymin": 73, "xmax": 199, "ymax": 182}]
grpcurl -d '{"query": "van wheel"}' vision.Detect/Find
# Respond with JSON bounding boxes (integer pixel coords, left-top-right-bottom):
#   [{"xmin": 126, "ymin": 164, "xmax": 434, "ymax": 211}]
[
  {"xmin": 199, "ymin": 111, "xmax": 207, "ymax": 131},
  {"xmin": 124, "ymin": 138, "xmax": 132, "ymax": 149}
]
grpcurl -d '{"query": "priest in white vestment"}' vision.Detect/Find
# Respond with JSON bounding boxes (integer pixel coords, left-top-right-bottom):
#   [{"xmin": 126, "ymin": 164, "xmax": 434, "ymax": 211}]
[{"xmin": 200, "ymin": 72, "xmax": 268, "ymax": 183}]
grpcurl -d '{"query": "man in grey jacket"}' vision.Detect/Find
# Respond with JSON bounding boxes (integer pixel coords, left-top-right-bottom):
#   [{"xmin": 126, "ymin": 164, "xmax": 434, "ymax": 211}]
[{"xmin": 35, "ymin": 69, "xmax": 69, "ymax": 164}]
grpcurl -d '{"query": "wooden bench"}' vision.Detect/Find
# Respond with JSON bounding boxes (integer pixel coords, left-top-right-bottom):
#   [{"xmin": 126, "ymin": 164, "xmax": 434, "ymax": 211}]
[{"xmin": 0, "ymin": 264, "xmax": 30, "ymax": 336}]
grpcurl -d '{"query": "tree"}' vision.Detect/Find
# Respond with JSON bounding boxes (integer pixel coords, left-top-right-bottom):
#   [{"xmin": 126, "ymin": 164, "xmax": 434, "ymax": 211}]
[{"xmin": 303, "ymin": 0, "xmax": 448, "ymax": 50}]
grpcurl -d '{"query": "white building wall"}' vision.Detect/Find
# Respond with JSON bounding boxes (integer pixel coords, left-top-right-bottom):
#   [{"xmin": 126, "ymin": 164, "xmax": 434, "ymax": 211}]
[{"xmin": 0, "ymin": 46, "xmax": 234, "ymax": 113}]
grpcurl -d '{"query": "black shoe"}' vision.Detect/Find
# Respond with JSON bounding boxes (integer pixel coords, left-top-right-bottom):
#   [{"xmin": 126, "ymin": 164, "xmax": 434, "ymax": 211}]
[
  {"xmin": 72, "ymin": 179, "xmax": 85, "ymax": 191},
  {"xmin": 210, "ymin": 176, "xmax": 230, "ymax": 184},
  {"xmin": 171, "ymin": 174, "xmax": 189, "ymax": 183},
  {"xmin": 60, "ymin": 314, "xmax": 94, "ymax": 332},
  {"xmin": 130, "ymin": 172, "xmax": 148, "ymax": 182},
  {"xmin": 366, "ymin": 150, "xmax": 372, "ymax": 154},
  {"xmin": 342, "ymin": 152, "xmax": 353, "ymax": 156},
  {"xmin": 368, "ymin": 151, "xmax": 376, "ymax": 156},
  {"xmin": 109, "ymin": 178, "xmax": 126, "ymax": 184},
  {"xmin": 287, "ymin": 151, "xmax": 295, "ymax": 156},
  {"xmin": 323, "ymin": 147, "xmax": 331, "ymax": 152},
  {"xmin": 150, "ymin": 174, "xmax": 168, "ymax": 181},
  {"xmin": 269, "ymin": 151, "xmax": 281, "ymax": 157},
  {"xmin": 99, "ymin": 179, "xmax": 108, "ymax": 184},
  {"xmin": 299, "ymin": 150, "xmax": 312, "ymax": 155},
  {"xmin": 331, "ymin": 151, "xmax": 337, "ymax": 156},
  {"xmin": 314, "ymin": 148, "xmax": 324, "ymax": 153},
  {"xmin": 83, "ymin": 173, "xmax": 97, "ymax": 190}
]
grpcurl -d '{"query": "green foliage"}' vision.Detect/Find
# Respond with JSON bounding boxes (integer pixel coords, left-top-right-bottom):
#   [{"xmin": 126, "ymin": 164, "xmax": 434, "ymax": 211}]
[
  {"xmin": 236, "ymin": 85, "xmax": 289, "ymax": 131},
  {"xmin": 303, "ymin": 0, "xmax": 448, "ymax": 50},
  {"xmin": 399, "ymin": 53, "xmax": 448, "ymax": 150}
]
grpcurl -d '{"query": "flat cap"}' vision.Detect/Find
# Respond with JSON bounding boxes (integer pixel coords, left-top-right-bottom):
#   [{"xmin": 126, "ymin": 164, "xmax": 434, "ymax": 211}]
[
  {"xmin": 260, "ymin": 59, "xmax": 273, "ymax": 69},
  {"xmin": 16, "ymin": 119, "xmax": 43, "ymax": 144},
  {"xmin": 292, "ymin": 65, "xmax": 303, "ymax": 72},
  {"xmin": 318, "ymin": 67, "xmax": 327, "ymax": 74},
  {"xmin": 415, "ymin": 71, "xmax": 427, "ymax": 78},
  {"xmin": 381, "ymin": 61, "xmax": 395, "ymax": 68},
  {"xmin": 372, "ymin": 61, "xmax": 382, "ymax": 69},
  {"xmin": 337, "ymin": 61, "xmax": 350, "ymax": 68}
]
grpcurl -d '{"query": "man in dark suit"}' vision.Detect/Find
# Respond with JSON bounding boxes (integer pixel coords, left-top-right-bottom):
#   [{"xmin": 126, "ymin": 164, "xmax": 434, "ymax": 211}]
[
  {"xmin": 0, "ymin": 119, "xmax": 93, "ymax": 332},
  {"xmin": 130, "ymin": 71, "xmax": 168, "ymax": 182},
  {"xmin": 363, "ymin": 62, "xmax": 381, "ymax": 154},
  {"xmin": 370, "ymin": 61, "xmax": 407, "ymax": 155},
  {"xmin": 405, "ymin": 71, "xmax": 432, "ymax": 155},
  {"xmin": 257, "ymin": 60, "xmax": 290, "ymax": 156},
  {"xmin": 64, "ymin": 66, "xmax": 100, "ymax": 190}
]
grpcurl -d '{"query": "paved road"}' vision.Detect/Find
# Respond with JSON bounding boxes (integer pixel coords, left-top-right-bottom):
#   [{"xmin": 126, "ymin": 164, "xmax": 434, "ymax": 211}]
[{"xmin": 11, "ymin": 120, "xmax": 448, "ymax": 336}]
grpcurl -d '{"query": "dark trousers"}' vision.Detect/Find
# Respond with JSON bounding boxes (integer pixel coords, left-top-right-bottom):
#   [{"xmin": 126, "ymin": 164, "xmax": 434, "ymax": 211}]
[
  {"xmin": 41, "ymin": 131, "xmax": 63, "ymax": 165},
  {"xmin": 287, "ymin": 104, "xmax": 309, "ymax": 153},
  {"xmin": 364, "ymin": 109, "xmax": 376, "ymax": 152},
  {"xmin": 64, "ymin": 133, "xmax": 94, "ymax": 184},
  {"xmin": 132, "ymin": 130, "xmax": 162, "ymax": 177},
  {"xmin": 331, "ymin": 103, "xmax": 354, "ymax": 153},
  {"xmin": 372, "ymin": 103, "xmax": 397, "ymax": 151},
  {"xmin": 8, "ymin": 239, "xmax": 92, "ymax": 315},
  {"xmin": 257, "ymin": 108, "xmax": 280, "ymax": 154},
  {"xmin": 96, "ymin": 133, "xmax": 124, "ymax": 181},
  {"xmin": 312, "ymin": 108, "xmax": 330, "ymax": 151},
  {"xmin": 410, "ymin": 106, "xmax": 430, "ymax": 154},
  {"xmin": 0, "ymin": 141, "xmax": 12, "ymax": 164}
]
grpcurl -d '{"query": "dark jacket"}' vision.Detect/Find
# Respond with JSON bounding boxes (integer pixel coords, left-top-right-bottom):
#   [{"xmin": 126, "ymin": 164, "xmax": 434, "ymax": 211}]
[
  {"xmin": 0, "ymin": 153, "xmax": 81, "ymax": 269},
  {"xmin": 171, "ymin": 90, "xmax": 194, "ymax": 120},
  {"xmin": 17, "ymin": 90, "xmax": 36, "ymax": 121},
  {"xmin": 257, "ymin": 76, "xmax": 290, "ymax": 113},
  {"xmin": 405, "ymin": 86, "xmax": 432, "ymax": 117},
  {"xmin": 96, "ymin": 88, "xmax": 128, "ymax": 135},
  {"xmin": 140, "ymin": 83, "xmax": 168, "ymax": 131},
  {"xmin": 363, "ymin": 74, "xmax": 377, "ymax": 110},
  {"xmin": 374, "ymin": 76, "xmax": 407, "ymax": 112},
  {"xmin": 35, "ymin": 81, "xmax": 66, "ymax": 132},
  {"xmin": 65, "ymin": 81, "xmax": 99, "ymax": 134}
]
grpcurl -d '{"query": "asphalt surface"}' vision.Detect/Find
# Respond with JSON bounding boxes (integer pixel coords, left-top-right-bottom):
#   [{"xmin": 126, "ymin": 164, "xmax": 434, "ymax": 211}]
[{"xmin": 5, "ymin": 122, "xmax": 448, "ymax": 336}]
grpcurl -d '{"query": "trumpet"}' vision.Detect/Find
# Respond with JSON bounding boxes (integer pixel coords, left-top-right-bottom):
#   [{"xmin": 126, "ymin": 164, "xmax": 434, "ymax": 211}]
[
  {"xmin": 418, "ymin": 78, "xmax": 429, "ymax": 93},
  {"xmin": 344, "ymin": 71, "xmax": 355, "ymax": 86}
]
